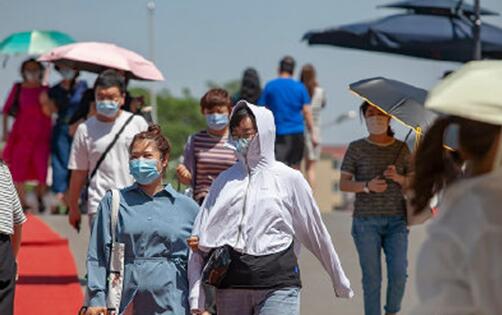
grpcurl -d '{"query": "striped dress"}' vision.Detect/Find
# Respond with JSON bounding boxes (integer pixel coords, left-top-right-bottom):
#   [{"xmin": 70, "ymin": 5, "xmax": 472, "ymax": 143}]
[
  {"xmin": 183, "ymin": 131, "xmax": 237, "ymax": 204},
  {"xmin": 0, "ymin": 162, "xmax": 27, "ymax": 235}
]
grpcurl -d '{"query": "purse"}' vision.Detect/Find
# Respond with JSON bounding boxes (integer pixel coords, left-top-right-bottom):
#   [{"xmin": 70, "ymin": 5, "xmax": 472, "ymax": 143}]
[
  {"xmin": 201, "ymin": 245, "xmax": 232, "ymax": 287},
  {"xmin": 79, "ymin": 189, "xmax": 124, "ymax": 315}
]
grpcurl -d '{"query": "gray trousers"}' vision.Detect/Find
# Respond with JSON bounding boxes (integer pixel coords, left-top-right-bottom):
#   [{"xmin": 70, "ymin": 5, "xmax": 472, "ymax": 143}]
[
  {"xmin": 0, "ymin": 234, "xmax": 16, "ymax": 315},
  {"xmin": 216, "ymin": 287, "xmax": 300, "ymax": 315}
]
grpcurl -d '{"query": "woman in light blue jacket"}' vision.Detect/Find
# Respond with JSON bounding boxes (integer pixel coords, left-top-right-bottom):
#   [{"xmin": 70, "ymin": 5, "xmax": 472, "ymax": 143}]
[{"xmin": 84, "ymin": 125, "xmax": 199, "ymax": 315}]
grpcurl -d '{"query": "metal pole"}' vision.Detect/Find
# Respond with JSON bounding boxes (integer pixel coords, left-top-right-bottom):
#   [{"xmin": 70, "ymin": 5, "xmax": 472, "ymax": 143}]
[
  {"xmin": 147, "ymin": 0, "xmax": 158, "ymax": 122},
  {"xmin": 473, "ymin": 0, "xmax": 482, "ymax": 60}
]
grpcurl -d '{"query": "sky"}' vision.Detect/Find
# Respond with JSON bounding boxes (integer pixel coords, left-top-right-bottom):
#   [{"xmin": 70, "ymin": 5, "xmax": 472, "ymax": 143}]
[{"xmin": 2, "ymin": 0, "xmax": 502, "ymax": 145}]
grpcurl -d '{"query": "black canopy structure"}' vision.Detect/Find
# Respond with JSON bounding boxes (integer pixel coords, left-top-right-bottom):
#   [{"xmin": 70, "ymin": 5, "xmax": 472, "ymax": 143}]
[
  {"xmin": 379, "ymin": 0, "xmax": 498, "ymax": 17},
  {"xmin": 303, "ymin": 0, "xmax": 501, "ymax": 61}
]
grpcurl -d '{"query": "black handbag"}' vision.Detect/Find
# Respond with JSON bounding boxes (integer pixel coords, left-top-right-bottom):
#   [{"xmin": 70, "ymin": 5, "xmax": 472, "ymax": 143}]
[
  {"xmin": 7, "ymin": 83, "xmax": 22, "ymax": 117},
  {"xmin": 201, "ymin": 245, "xmax": 232, "ymax": 287}
]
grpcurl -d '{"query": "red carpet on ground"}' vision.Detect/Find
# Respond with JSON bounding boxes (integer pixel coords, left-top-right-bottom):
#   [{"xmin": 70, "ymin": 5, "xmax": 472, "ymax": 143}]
[{"xmin": 14, "ymin": 215, "xmax": 83, "ymax": 314}]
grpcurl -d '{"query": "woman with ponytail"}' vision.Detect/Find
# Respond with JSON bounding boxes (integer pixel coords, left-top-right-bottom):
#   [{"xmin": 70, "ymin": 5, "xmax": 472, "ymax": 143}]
[
  {"xmin": 410, "ymin": 61, "xmax": 502, "ymax": 315},
  {"xmin": 84, "ymin": 125, "xmax": 200, "ymax": 315},
  {"xmin": 410, "ymin": 116, "xmax": 502, "ymax": 314}
]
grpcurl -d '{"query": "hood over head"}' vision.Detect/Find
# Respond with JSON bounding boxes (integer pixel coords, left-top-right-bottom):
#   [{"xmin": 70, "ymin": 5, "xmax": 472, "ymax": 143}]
[{"xmin": 230, "ymin": 101, "xmax": 276, "ymax": 170}]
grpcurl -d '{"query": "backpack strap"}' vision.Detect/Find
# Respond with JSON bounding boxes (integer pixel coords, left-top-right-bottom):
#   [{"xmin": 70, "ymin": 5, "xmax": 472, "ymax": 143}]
[{"xmin": 110, "ymin": 189, "xmax": 120, "ymax": 242}]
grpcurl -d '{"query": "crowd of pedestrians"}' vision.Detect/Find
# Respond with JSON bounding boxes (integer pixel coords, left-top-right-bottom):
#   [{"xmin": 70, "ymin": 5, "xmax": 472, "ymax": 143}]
[{"xmin": 1, "ymin": 55, "xmax": 502, "ymax": 315}]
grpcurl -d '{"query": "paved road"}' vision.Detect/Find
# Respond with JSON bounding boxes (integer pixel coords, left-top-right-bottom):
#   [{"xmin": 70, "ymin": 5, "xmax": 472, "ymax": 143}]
[{"xmin": 40, "ymin": 211, "xmax": 428, "ymax": 314}]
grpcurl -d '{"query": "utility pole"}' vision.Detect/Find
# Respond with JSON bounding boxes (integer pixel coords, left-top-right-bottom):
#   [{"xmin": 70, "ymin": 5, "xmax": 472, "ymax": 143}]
[
  {"xmin": 147, "ymin": 0, "xmax": 158, "ymax": 122},
  {"xmin": 473, "ymin": 0, "xmax": 482, "ymax": 60}
]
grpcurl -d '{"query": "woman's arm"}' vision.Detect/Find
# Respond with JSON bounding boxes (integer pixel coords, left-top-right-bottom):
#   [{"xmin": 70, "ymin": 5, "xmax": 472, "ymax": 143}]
[
  {"xmin": 39, "ymin": 91, "xmax": 57, "ymax": 117},
  {"xmin": 339, "ymin": 172, "xmax": 365, "ymax": 193},
  {"xmin": 340, "ymin": 172, "xmax": 388, "ymax": 193},
  {"xmin": 290, "ymin": 172, "xmax": 353, "ymax": 298},
  {"xmin": 86, "ymin": 192, "xmax": 113, "ymax": 308},
  {"xmin": 188, "ymin": 249, "xmax": 207, "ymax": 314}
]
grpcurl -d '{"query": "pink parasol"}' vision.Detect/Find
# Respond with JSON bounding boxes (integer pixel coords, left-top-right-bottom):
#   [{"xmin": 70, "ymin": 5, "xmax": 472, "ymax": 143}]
[{"xmin": 39, "ymin": 41, "xmax": 164, "ymax": 81}]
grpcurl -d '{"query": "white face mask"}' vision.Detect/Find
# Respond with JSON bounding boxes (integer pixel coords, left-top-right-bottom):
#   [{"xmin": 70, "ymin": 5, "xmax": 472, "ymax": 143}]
[{"xmin": 365, "ymin": 116, "xmax": 389, "ymax": 135}]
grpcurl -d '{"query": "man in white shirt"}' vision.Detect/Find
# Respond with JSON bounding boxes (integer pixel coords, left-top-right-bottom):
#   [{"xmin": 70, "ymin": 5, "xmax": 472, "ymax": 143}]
[{"xmin": 67, "ymin": 70, "xmax": 148, "ymax": 230}]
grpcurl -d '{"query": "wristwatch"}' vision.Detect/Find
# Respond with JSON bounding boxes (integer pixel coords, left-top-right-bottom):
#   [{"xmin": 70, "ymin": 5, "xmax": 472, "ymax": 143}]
[{"xmin": 363, "ymin": 182, "xmax": 370, "ymax": 194}]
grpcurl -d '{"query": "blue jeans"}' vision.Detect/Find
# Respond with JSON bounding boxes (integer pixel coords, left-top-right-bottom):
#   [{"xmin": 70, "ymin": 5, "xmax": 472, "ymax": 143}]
[
  {"xmin": 216, "ymin": 287, "xmax": 300, "ymax": 315},
  {"xmin": 352, "ymin": 216, "xmax": 408, "ymax": 315}
]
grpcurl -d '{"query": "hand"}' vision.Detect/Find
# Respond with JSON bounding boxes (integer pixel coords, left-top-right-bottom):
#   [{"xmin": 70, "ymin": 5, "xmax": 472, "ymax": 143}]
[
  {"xmin": 176, "ymin": 164, "xmax": 192, "ymax": 185},
  {"xmin": 69, "ymin": 206, "xmax": 82, "ymax": 231},
  {"xmin": 84, "ymin": 307, "xmax": 108, "ymax": 315},
  {"xmin": 191, "ymin": 309, "xmax": 208, "ymax": 315},
  {"xmin": 367, "ymin": 176, "xmax": 388, "ymax": 193},
  {"xmin": 187, "ymin": 235, "xmax": 199, "ymax": 251},
  {"xmin": 310, "ymin": 132, "xmax": 319, "ymax": 147},
  {"xmin": 383, "ymin": 165, "xmax": 405, "ymax": 186}
]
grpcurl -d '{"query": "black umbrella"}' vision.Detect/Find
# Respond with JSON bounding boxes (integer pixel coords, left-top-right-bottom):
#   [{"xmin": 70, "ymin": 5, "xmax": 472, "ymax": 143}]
[
  {"xmin": 303, "ymin": 3, "xmax": 502, "ymax": 62},
  {"xmin": 350, "ymin": 77, "xmax": 438, "ymax": 162},
  {"xmin": 350, "ymin": 77, "xmax": 437, "ymax": 134}
]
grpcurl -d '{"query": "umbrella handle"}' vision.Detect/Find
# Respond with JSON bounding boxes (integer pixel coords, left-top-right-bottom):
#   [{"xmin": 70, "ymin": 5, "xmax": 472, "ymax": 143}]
[{"xmin": 391, "ymin": 128, "xmax": 413, "ymax": 166}]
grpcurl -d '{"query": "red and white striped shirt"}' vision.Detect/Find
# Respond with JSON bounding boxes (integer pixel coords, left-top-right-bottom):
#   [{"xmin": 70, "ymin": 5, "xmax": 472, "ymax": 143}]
[{"xmin": 183, "ymin": 130, "xmax": 237, "ymax": 203}]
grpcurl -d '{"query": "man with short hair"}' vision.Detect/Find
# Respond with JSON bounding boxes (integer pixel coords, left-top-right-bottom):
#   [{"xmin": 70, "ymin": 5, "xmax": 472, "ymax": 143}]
[
  {"xmin": 67, "ymin": 69, "xmax": 148, "ymax": 230},
  {"xmin": 258, "ymin": 56, "xmax": 317, "ymax": 169}
]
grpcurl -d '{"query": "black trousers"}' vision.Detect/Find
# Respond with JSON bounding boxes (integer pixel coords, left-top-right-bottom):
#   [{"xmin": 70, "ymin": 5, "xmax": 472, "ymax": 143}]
[
  {"xmin": 0, "ymin": 234, "xmax": 16, "ymax": 315},
  {"xmin": 275, "ymin": 133, "xmax": 305, "ymax": 167}
]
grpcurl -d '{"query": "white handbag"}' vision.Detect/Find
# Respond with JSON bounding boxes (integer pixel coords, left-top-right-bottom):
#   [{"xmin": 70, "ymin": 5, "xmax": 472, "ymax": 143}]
[{"xmin": 106, "ymin": 189, "xmax": 125, "ymax": 314}]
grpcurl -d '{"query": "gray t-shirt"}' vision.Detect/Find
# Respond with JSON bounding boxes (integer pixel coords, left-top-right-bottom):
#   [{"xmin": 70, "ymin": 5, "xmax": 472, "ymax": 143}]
[{"xmin": 341, "ymin": 138, "xmax": 411, "ymax": 217}]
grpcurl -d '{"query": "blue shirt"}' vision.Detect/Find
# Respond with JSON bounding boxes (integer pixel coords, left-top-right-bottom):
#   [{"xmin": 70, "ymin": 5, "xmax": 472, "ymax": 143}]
[
  {"xmin": 87, "ymin": 183, "xmax": 199, "ymax": 314},
  {"xmin": 258, "ymin": 78, "xmax": 311, "ymax": 135}
]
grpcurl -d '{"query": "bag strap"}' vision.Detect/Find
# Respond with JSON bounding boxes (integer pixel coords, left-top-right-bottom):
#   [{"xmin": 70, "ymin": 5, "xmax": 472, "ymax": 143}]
[
  {"xmin": 89, "ymin": 113, "xmax": 136, "ymax": 181},
  {"xmin": 9, "ymin": 83, "xmax": 22, "ymax": 115},
  {"xmin": 110, "ymin": 189, "xmax": 120, "ymax": 242}
]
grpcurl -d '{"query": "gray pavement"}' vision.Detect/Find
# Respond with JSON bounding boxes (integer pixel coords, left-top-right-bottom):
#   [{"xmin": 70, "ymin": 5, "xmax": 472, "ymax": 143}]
[{"xmin": 39, "ymin": 211, "xmax": 428, "ymax": 315}]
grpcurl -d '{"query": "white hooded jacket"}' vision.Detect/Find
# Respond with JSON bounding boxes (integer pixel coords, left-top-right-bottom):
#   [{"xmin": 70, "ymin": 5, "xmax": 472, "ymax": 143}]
[{"xmin": 188, "ymin": 101, "xmax": 353, "ymax": 310}]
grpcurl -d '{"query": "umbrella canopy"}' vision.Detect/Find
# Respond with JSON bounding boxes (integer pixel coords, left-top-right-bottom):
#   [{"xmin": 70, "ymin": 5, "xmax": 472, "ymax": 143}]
[
  {"xmin": 380, "ymin": 0, "xmax": 499, "ymax": 17},
  {"xmin": 0, "ymin": 30, "xmax": 75, "ymax": 55},
  {"xmin": 426, "ymin": 60, "xmax": 502, "ymax": 126},
  {"xmin": 350, "ymin": 77, "xmax": 437, "ymax": 134},
  {"xmin": 38, "ymin": 42, "xmax": 164, "ymax": 81},
  {"xmin": 303, "ymin": 13, "xmax": 502, "ymax": 62}
]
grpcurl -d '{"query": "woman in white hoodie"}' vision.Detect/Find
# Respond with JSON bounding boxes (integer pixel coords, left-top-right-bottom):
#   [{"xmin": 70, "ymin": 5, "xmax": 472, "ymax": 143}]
[{"xmin": 188, "ymin": 101, "xmax": 353, "ymax": 315}]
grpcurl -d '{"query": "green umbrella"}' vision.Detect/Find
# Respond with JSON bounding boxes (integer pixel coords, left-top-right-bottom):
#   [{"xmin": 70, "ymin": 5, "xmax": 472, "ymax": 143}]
[{"xmin": 0, "ymin": 30, "xmax": 75, "ymax": 55}]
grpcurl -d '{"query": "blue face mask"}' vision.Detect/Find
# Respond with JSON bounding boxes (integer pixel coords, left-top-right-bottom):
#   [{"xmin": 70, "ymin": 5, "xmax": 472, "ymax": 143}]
[
  {"xmin": 96, "ymin": 100, "xmax": 120, "ymax": 118},
  {"xmin": 206, "ymin": 114, "xmax": 229, "ymax": 131},
  {"xmin": 129, "ymin": 159, "xmax": 161, "ymax": 185},
  {"xmin": 229, "ymin": 138, "xmax": 251, "ymax": 155}
]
